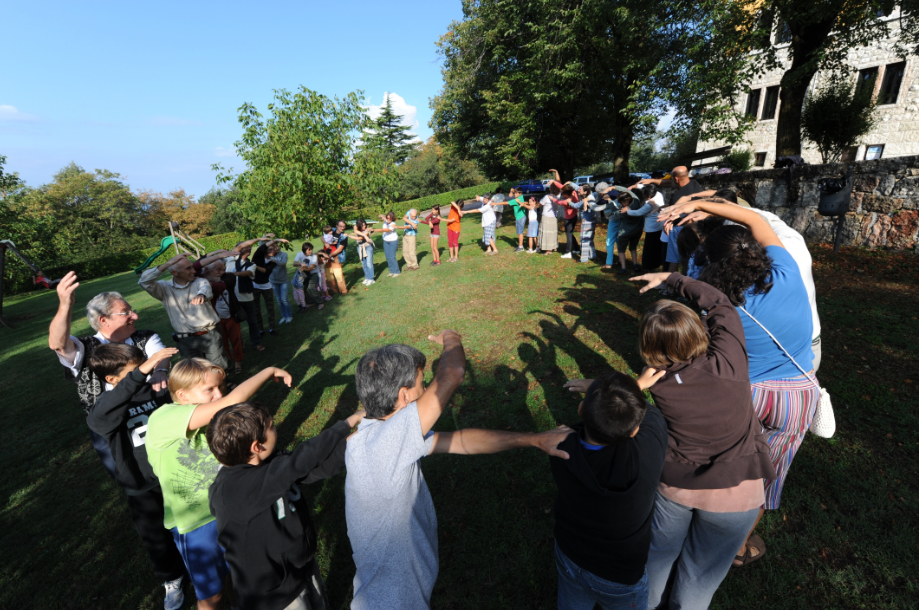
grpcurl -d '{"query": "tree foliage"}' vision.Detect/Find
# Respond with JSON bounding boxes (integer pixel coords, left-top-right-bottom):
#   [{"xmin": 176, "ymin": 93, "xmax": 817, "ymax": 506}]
[
  {"xmin": 397, "ymin": 138, "xmax": 485, "ymax": 201},
  {"xmin": 801, "ymin": 73, "xmax": 878, "ymax": 163},
  {"xmin": 630, "ymin": 128, "xmax": 700, "ymax": 173},
  {"xmin": 362, "ymin": 94, "xmax": 416, "ymax": 165},
  {"xmin": 431, "ymin": 0, "xmax": 750, "ymax": 181},
  {"xmin": 136, "ymin": 189, "xmax": 216, "ymax": 237},
  {"xmin": 214, "ymin": 87, "xmax": 400, "ymax": 237},
  {"xmin": 200, "ymin": 187, "xmax": 252, "ymax": 235}
]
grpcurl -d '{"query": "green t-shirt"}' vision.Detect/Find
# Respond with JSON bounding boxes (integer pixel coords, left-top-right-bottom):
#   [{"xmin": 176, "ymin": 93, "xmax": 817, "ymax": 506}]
[
  {"xmin": 509, "ymin": 195, "xmax": 526, "ymax": 220},
  {"xmin": 146, "ymin": 403, "xmax": 221, "ymax": 534}
]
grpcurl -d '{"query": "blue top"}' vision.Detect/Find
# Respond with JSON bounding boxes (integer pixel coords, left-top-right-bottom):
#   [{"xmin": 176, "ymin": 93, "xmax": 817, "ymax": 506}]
[
  {"xmin": 740, "ymin": 245, "xmax": 814, "ymax": 383},
  {"xmin": 579, "ymin": 437, "xmax": 604, "ymax": 451},
  {"xmin": 403, "ymin": 214, "xmax": 418, "ymax": 236},
  {"xmin": 626, "ymin": 200, "xmax": 664, "ymax": 232}
]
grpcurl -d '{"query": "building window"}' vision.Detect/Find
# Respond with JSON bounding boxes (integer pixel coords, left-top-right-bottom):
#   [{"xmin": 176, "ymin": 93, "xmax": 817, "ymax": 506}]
[
  {"xmin": 879, "ymin": 62, "xmax": 906, "ymax": 105},
  {"xmin": 754, "ymin": 152, "xmax": 767, "ymax": 167},
  {"xmin": 775, "ymin": 21, "xmax": 792, "ymax": 44},
  {"xmin": 864, "ymin": 144, "xmax": 885, "ymax": 160},
  {"xmin": 840, "ymin": 146, "xmax": 859, "ymax": 162},
  {"xmin": 760, "ymin": 86, "xmax": 780, "ymax": 120},
  {"xmin": 856, "ymin": 67, "xmax": 879, "ymax": 95},
  {"xmin": 745, "ymin": 89, "xmax": 761, "ymax": 119}
]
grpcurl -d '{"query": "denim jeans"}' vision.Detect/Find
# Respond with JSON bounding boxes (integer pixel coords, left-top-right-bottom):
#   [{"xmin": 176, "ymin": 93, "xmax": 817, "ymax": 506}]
[
  {"xmin": 271, "ymin": 281, "xmax": 292, "ymax": 319},
  {"xmin": 555, "ymin": 543, "xmax": 648, "ymax": 610},
  {"xmin": 605, "ymin": 218, "xmax": 620, "ymax": 265},
  {"xmin": 360, "ymin": 244, "xmax": 375, "ymax": 280},
  {"xmin": 383, "ymin": 239, "xmax": 400, "ymax": 274},
  {"xmin": 647, "ymin": 491, "xmax": 759, "ymax": 610}
]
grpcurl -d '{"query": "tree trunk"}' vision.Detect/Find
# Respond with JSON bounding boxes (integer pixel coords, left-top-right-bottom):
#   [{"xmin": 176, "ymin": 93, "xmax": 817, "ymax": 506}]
[
  {"xmin": 775, "ymin": 61, "xmax": 818, "ymax": 157},
  {"xmin": 612, "ymin": 121, "xmax": 634, "ymax": 183}
]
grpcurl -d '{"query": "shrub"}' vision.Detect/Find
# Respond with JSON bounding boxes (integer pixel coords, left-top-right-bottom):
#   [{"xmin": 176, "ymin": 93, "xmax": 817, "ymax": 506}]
[
  {"xmin": 719, "ymin": 149, "xmax": 753, "ymax": 173},
  {"xmin": 802, "ymin": 72, "xmax": 878, "ymax": 164}
]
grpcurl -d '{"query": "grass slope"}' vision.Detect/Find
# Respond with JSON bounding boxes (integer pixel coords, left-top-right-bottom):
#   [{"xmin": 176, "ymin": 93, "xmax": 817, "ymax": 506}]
[{"xmin": 1, "ymin": 216, "xmax": 917, "ymax": 609}]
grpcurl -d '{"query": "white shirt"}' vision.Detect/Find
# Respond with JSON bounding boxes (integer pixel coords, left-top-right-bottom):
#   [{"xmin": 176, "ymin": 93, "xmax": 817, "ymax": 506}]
[
  {"xmin": 481, "ymin": 203, "xmax": 496, "ymax": 226},
  {"xmin": 58, "ymin": 331, "xmax": 166, "ymax": 391},
  {"xmin": 226, "ymin": 258, "xmax": 255, "ymax": 302},
  {"xmin": 215, "ymin": 290, "xmax": 232, "ymax": 319},
  {"xmin": 138, "ymin": 267, "xmax": 219, "ymax": 333},
  {"xmin": 382, "ymin": 222, "xmax": 399, "ymax": 242},
  {"xmin": 540, "ymin": 195, "xmax": 556, "ymax": 218}
]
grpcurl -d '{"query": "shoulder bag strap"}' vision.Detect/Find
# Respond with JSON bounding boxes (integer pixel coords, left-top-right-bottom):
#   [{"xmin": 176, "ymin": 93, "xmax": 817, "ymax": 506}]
[{"xmin": 738, "ymin": 306, "xmax": 818, "ymax": 388}]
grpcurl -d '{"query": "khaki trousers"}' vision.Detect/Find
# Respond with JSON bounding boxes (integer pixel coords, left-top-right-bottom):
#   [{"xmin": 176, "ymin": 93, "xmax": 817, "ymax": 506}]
[{"xmin": 402, "ymin": 235, "xmax": 418, "ymax": 268}]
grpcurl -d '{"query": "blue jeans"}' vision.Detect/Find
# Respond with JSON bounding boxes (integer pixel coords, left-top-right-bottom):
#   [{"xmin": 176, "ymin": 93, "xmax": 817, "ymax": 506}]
[
  {"xmin": 605, "ymin": 218, "xmax": 620, "ymax": 265},
  {"xmin": 555, "ymin": 543, "xmax": 648, "ymax": 610},
  {"xmin": 360, "ymin": 244, "xmax": 375, "ymax": 280},
  {"xmin": 271, "ymin": 282, "xmax": 292, "ymax": 319},
  {"xmin": 647, "ymin": 491, "xmax": 759, "ymax": 610},
  {"xmin": 383, "ymin": 240, "xmax": 400, "ymax": 274}
]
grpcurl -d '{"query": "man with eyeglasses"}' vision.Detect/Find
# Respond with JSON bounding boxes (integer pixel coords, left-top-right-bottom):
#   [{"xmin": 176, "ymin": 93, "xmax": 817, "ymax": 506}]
[{"xmin": 49, "ymin": 271, "xmax": 171, "ymax": 477}]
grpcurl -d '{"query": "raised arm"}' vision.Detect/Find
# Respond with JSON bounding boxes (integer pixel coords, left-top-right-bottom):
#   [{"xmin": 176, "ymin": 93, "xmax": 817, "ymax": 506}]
[
  {"xmin": 196, "ymin": 250, "xmax": 235, "ymax": 268},
  {"xmin": 187, "ymin": 367, "xmax": 293, "ymax": 432},
  {"xmin": 233, "ymin": 235, "xmax": 273, "ymax": 253},
  {"xmin": 49, "ymin": 271, "xmax": 80, "ymax": 363},
  {"xmin": 416, "ymin": 330, "xmax": 466, "ymax": 434},
  {"xmin": 659, "ymin": 200, "xmax": 783, "ymax": 249},
  {"xmin": 139, "ymin": 253, "xmax": 191, "ymax": 299}
]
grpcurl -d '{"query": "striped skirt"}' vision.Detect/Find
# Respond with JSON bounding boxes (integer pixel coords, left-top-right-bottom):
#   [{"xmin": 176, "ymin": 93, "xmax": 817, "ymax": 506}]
[
  {"xmin": 751, "ymin": 375, "xmax": 819, "ymax": 509},
  {"xmin": 539, "ymin": 217, "xmax": 558, "ymax": 251}
]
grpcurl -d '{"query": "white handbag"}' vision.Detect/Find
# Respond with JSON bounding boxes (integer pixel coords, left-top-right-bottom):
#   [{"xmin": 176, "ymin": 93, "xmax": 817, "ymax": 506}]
[{"xmin": 739, "ymin": 307, "xmax": 836, "ymax": 438}]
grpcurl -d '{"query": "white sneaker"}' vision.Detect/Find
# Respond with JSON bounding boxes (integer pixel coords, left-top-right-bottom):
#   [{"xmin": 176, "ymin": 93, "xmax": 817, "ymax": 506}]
[
  {"xmin": 367, "ymin": 280, "xmax": 375, "ymax": 285},
  {"xmin": 560, "ymin": 253, "xmax": 572, "ymax": 259},
  {"xmin": 362, "ymin": 279, "xmax": 369, "ymax": 285},
  {"xmin": 527, "ymin": 249, "xmax": 536, "ymax": 254},
  {"xmin": 164, "ymin": 576, "xmax": 184, "ymax": 610}
]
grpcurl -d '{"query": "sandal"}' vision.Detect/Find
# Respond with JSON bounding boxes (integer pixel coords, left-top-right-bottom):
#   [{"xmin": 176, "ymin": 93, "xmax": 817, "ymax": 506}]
[
  {"xmin": 254, "ymin": 345, "xmax": 266, "ymax": 352},
  {"xmin": 733, "ymin": 534, "xmax": 766, "ymax": 567},
  {"xmin": 234, "ymin": 365, "xmax": 243, "ymax": 375}
]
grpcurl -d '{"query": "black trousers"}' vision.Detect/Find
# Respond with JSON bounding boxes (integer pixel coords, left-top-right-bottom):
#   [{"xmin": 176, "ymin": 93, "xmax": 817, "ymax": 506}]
[
  {"xmin": 125, "ymin": 486, "xmax": 186, "ymax": 583},
  {"xmin": 641, "ymin": 230, "xmax": 664, "ymax": 271},
  {"xmin": 253, "ymin": 288, "xmax": 276, "ymax": 331},
  {"xmin": 564, "ymin": 218, "xmax": 580, "ymax": 255},
  {"xmin": 237, "ymin": 300, "xmax": 262, "ymax": 346}
]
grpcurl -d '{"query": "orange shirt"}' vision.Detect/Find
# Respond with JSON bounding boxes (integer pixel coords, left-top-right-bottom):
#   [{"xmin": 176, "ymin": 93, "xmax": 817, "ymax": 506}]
[{"xmin": 447, "ymin": 208, "xmax": 461, "ymax": 232}]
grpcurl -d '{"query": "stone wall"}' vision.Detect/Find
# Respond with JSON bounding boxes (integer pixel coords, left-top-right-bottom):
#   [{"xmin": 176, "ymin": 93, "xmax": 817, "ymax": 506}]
[{"xmin": 687, "ymin": 156, "xmax": 919, "ymax": 251}]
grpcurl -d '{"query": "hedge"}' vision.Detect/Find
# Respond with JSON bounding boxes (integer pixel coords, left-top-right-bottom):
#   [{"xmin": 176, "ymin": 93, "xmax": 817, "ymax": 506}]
[
  {"xmin": 3, "ymin": 232, "xmax": 245, "ymax": 296},
  {"xmin": 345, "ymin": 181, "xmax": 518, "ymax": 221}
]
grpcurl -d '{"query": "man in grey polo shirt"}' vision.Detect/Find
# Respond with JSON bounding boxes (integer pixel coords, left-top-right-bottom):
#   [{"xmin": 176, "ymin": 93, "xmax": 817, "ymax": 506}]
[
  {"xmin": 139, "ymin": 252, "xmax": 227, "ymax": 369},
  {"xmin": 345, "ymin": 330, "xmax": 571, "ymax": 610}
]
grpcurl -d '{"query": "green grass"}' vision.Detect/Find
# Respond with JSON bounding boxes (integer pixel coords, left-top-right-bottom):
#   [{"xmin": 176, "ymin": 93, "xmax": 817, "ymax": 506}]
[
  {"xmin": 348, "ymin": 180, "xmax": 517, "ymax": 219},
  {"xmin": 1, "ymin": 216, "xmax": 917, "ymax": 609}
]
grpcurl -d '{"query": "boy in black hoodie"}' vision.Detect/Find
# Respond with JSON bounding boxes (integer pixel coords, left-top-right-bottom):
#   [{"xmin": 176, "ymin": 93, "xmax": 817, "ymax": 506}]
[
  {"xmin": 207, "ymin": 402, "xmax": 364, "ymax": 610},
  {"xmin": 87, "ymin": 343, "xmax": 187, "ymax": 610},
  {"xmin": 554, "ymin": 370, "xmax": 668, "ymax": 610}
]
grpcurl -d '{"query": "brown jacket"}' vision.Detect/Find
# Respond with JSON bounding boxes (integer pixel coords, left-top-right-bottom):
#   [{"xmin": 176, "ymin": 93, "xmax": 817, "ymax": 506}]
[{"xmin": 650, "ymin": 274, "xmax": 777, "ymax": 490}]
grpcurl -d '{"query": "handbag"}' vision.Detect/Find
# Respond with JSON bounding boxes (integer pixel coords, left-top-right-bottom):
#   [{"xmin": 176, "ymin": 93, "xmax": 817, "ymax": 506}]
[{"xmin": 739, "ymin": 307, "xmax": 835, "ymax": 438}]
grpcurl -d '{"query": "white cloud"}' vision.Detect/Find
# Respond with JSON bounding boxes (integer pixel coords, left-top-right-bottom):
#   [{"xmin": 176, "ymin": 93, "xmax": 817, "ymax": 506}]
[
  {"xmin": 0, "ymin": 105, "xmax": 39, "ymax": 122},
  {"xmin": 147, "ymin": 116, "xmax": 201, "ymax": 127},
  {"xmin": 365, "ymin": 92, "xmax": 421, "ymax": 136},
  {"xmin": 213, "ymin": 146, "xmax": 236, "ymax": 158}
]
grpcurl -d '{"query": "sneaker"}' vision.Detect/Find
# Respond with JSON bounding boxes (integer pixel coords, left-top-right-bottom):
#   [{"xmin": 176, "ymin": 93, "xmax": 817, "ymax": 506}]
[
  {"xmin": 392, "ymin": 273, "xmax": 401, "ymax": 277},
  {"xmin": 387, "ymin": 273, "xmax": 394, "ymax": 278},
  {"xmin": 527, "ymin": 249, "xmax": 536, "ymax": 254},
  {"xmin": 269, "ymin": 328, "xmax": 279, "ymax": 335},
  {"xmin": 515, "ymin": 246, "xmax": 525, "ymax": 252},
  {"xmin": 633, "ymin": 265, "xmax": 643, "ymax": 273},
  {"xmin": 164, "ymin": 576, "xmax": 184, "ymax": 610},
  {"xmin": 561, "ymin": 253, "xmax": 572, "ymax": 259},
  {"xmin": 366, "ymin": 279, "xmax": 375, "ymax": 285},
  {"xmin": 323, "ymin": 296, "xmax": 332, "ymax": 301},
  {"xmin": 618, "ymin": 268, "xmax": 628, "ymax": 275}
]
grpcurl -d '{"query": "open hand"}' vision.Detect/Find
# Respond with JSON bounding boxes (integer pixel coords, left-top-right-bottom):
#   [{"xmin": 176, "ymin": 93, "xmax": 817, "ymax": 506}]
[
  {"xmin": 190, "ymin": 295, "xmax": 207, "ymax": 306},
  {"xmin": 56, "ymin": 271, "xmax": 80, "ymax": 307},
  {"xmin": 140, "ymin": 348, "xmax": 180, "ymax": 375},
  {"xmin": 428, "ymin": 329, "xmax": 461, "ymax": 345},
  {"xmin": 272, "ymin": 368, "xmax": 293, "ymax": 387},
  {"xmin": 630, "ymin": 272, "xmax": 672, "ymax": 293},
  {"xmin": 637, "ymin": 367, "xmax": 667, "ymax": 390},
  {"xmin": 534, "ymin": 425, "xmax": 574, "ymax": 459}
]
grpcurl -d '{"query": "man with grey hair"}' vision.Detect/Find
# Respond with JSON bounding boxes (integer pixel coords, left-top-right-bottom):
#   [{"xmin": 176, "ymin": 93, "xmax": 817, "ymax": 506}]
[
  {"xmin": 139, "ymin": 252, "xmax": 228, "ymax": 369},
  {"xmin": 344, "ymin": 330, "xmax": 572, "ymax": 610},
  {"xmin": 49, "ymin": 271, "xmax": 170, "ymax": 472}
]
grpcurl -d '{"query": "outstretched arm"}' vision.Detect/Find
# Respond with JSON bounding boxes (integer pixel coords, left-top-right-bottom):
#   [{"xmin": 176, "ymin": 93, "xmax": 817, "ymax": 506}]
[
  {"xmin": 429, "ymin": 426, "xmax": 573, "ymax": 459},
  {"xmin": 658, "ymin": 200, "xmax": 783, "ymax": 249},
  {"xmin": 187, "ymin": 367, "xmax": 293, "ymax": 431}
]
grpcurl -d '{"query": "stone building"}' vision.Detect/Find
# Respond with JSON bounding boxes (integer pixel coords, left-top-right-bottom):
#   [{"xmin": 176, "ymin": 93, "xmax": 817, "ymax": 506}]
[{"xmin": 695, "ymin": 9, "xmax": 918, "ymax": 170}]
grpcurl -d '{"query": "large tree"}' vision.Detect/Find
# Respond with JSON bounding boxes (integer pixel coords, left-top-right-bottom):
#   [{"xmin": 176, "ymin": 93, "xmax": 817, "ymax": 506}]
[
  {"xmin": 362, "ymin": 94, "xmax": 417, "ymax": 164},
  {"xmin": 214, "ymin": 87, "xmax": 400, "ymax": 237},
  {"xmin": 431, "ymin": 0, "xmax": 748, "ymax": 181},
  {"xmin": 397, "ymin": 138, "xmax": 485, "ymax": 201},
  {"xmin": 738, "ymin": 0, "xmax": 902, "ymax": 157}
]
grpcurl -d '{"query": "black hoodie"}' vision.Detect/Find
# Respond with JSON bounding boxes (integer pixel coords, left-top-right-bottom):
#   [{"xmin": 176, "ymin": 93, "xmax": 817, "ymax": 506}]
[
  {"xmin": 549, "ymin": 405, "xmax": 667, "ymax": 585},
  {"xmin": 208, "ymin": 420, "xmax": 351, "ymax": 610}
]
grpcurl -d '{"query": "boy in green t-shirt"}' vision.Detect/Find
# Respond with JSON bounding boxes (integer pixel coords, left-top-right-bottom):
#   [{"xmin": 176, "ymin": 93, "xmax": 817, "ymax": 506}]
[
  {"xmin": 508, "ymin": 188, "xmax": 528, "ymax": 252},
  {"xmin": 145, "ymin": 358, "xmax": 293, "ymax": 610}
]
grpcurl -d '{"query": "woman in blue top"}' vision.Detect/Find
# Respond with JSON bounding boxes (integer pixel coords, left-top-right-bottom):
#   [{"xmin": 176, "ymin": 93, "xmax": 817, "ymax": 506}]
[{"xmin": 659, "ymin": 199, "xmax": 818, "ymax": 568}]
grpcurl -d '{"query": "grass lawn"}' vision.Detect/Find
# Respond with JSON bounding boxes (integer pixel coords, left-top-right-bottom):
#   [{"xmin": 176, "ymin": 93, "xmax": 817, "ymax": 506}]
[{"xmin": 1, "ymin": 215, "xmax": 917, "ymax": 609}]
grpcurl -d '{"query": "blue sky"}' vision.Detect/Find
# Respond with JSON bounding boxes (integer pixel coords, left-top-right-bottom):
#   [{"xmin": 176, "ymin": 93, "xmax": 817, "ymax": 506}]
[{"xmin": 2, "ymin": 0, "xmax": 462, "ymax": 198}]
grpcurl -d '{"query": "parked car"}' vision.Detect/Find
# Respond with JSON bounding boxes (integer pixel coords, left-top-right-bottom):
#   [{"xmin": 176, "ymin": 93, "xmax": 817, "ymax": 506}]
[
  {"xmin": 514, "ymin": 179, "xmax": 546, "ymax": 195},
  {"xmin": 573, "ymin": 175, "xmax": 594, "ymax": 188}
]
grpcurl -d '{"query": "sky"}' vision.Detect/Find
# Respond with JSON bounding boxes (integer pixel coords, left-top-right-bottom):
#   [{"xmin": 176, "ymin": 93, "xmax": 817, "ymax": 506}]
[{"xmin": 2, "ymin": 0, "xmax": 463, "ymax": 198}]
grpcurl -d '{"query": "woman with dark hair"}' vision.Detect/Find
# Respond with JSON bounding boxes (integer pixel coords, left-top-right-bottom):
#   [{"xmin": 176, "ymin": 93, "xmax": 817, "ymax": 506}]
[
  {"xmin": 660, "ymin": 199, "xmax": 819, "ymax": 568},
  {"xmin": 624, "ymin": 184, "xmax": 665, "ymax": 272},
  {"xmin": 616, "ymin": 191, "xmax": 644, "ymax": 274},
  {"xmin": 558, "ymin": 184, "xmax": 581, "ymax": 259},
  {"xmin": 374, "ymin": 211, "xmax": 402, "ymax": 277},
  {"xmin": 675, "ymin": 216, "xmax": 725, "ymax": 279},
  {"xmin": 538, "ymin": 183, "xmax": 561, "ymax": 254},
  {"xmin": 349, "ymin": 219, "xmax": 377, "ymax": 285}
]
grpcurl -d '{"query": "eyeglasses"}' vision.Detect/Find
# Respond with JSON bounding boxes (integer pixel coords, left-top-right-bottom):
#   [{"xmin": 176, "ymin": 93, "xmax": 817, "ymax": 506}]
[{"xmin": 107, "ymin": 310, "xmax": 136, "ymax": 317}]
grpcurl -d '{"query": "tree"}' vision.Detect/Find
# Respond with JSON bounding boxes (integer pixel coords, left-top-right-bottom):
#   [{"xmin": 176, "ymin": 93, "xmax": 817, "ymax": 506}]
[
  {"xmin": 200, "ymin": 187, "xmax": 252, "ymax": 235},
  {"xmin": 431, "ymin": 0, "xmax": 749, "ymax": 181},
  {"xmin": 214, "ymin": 87, "xmax": 401, "ymax": 237},
  {"xmin": 397, "ymin": 138, "xmax": 485, "ymax": 201},
  {"xmin": 0, "ymin": 154, "xmax": 22, "ymax": 198},
  {"xmin": 736, "ymin": 0, "xmax": 900, "ymax": 157},
  {"xmin": 629, "ymin": 128, "xmax": 700, "ymax": 173},
  {"xmin": 362, "ymin": 94, "xmax": 417, "ymax": 164},
  {"xmin": 136, "ymin": 189, "xmax": 216, "ymax": 237},
  {"xmin": 801, "ymin": 72, "xmax": 878, "ymax": 163}
]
